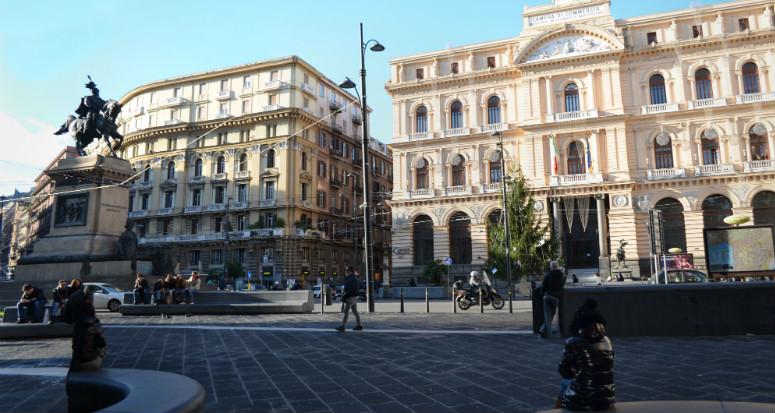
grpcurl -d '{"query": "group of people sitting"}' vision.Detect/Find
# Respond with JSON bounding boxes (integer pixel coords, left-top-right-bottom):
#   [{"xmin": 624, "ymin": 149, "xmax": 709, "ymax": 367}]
[
  {"xmin": 132, "ymin": 272, "xmax": 201, "ymax": 305},
  {"xmin": 16, "ymin": 278, "xmax": 83, "ymax": 324}
]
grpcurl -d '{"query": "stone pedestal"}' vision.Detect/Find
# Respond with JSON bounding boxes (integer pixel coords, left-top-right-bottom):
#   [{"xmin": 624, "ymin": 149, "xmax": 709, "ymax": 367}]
[{"xmin": 16, "ymin": 155, "xmax": 150, "ymax": 287}]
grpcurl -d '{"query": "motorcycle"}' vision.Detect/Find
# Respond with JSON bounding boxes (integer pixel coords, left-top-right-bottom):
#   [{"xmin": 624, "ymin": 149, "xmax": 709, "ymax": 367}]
[{"xmin": 453, "ymin": 273, "xmax": 505, "ymax": 310}]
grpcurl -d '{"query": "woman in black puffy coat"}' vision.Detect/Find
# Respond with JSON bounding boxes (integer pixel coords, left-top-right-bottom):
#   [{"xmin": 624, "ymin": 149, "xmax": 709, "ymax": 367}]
[{"xmin": 557, "ymin": 310, "xmax": 615, "ymax": 411}]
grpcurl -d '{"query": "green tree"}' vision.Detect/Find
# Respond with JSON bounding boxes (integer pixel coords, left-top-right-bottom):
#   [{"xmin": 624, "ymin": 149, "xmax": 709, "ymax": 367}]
[
  {"xmin": 486, "ymin": 167, "xmax": 556, "ymax": 281},
  {"xmin": 422, "ymin": 259, "xmax": 448, "ymax": 286}
]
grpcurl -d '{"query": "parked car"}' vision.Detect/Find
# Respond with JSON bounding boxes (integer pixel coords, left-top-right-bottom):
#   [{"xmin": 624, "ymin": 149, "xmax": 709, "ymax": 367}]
[
  {"xmin": 312, "ymin": 285, "xmax": 322, "ymax": 298},
  {"xmin": 83, "ymin": 282, "xmax": 127, "ymax": 312},
  {"xmin": 651, "ymin": 269, "xmax": 707, "ymax": 284}
]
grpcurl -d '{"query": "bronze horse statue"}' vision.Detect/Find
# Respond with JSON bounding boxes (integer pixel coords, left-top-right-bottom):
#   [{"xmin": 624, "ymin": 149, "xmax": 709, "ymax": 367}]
[{"xmin": 55, "ymin": 77, "xmax": 124, "ymax": 157}]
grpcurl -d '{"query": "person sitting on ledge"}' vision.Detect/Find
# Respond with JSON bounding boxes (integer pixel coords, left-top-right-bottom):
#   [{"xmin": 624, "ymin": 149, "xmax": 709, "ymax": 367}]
[
  {"xmin": 133, "ymin": 273, "xmax": 149, "ymax": 305},
  {"xmin": 50, "ymin": 279, "xmax": 70, "ymax": 323},
  {"xmin": 555, "ymin": 306, "xmax": 615, "ymax": 411},
  {"xmin": 185, "ymin": 272, "xmax": 201, "ymax": 304},
  {"xmin": 152, "ymin": 277, "xmax": 164, "ymax": 305},
  {"xmin": 17, "ymin": 283, "xmax": 47, "ymax": 324},
  {"xmin": 174, "ymin": 274, "xmax": 187, "ymax": 304},
  {"xmin": 162, "ymin": 273, "xmax": 176, "ymax": 304}
]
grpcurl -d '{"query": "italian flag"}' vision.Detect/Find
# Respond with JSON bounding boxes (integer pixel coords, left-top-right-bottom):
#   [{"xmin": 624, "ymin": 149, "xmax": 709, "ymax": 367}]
[{"xmin": 550, "ymin": 136, "xmax": 559, "ymax": 174}]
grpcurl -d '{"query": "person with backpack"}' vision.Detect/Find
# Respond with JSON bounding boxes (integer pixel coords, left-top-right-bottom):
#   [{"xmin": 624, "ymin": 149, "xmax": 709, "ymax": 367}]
[{"xmin": 335, "ymin": 266, "xmax": 363, "ymax": 332}]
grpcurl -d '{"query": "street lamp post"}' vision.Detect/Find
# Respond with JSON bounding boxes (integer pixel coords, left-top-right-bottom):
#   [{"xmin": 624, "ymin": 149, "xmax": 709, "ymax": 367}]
[
  {"xmin": 339, "ymin": 23, "xmax": 384, "ymax": 313},
  {"xmin": 346, "ymin": 172, "xmax": 358, "ymax": 271},
  {"xmin": 493, "ymin": 131, "xmax": 514, "ymax": 313}
]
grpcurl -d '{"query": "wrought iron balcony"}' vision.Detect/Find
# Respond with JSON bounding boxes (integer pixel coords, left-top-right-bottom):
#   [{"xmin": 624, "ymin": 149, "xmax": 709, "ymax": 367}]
[{"xmin": 216, "ymin": 90, "xmax": 233, "ymax": 100}]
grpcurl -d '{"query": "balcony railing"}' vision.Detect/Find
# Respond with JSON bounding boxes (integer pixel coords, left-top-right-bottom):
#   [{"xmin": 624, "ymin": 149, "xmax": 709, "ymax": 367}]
[
  {"xmin": 215, "ymin": 112, "xmax": 231, "ymax": 119},
  {"xmin": 156, "ymin": 207, "xmax": 174, "ymax": 215},
  {"xmin": 163, "ymin": 119, "xmax": 183, "ymax": 126},
  {"xmin": 688, "ymin": 97, "xmax": 726, "ymax": 110},
  {"xmin": 408, "ymin": 132, "xmax": 430, "ymax": 141},
  {"xmin": 482, "ymin": 182, "xmax": 503, "ymax": 192},
  {"xmin": 128, "ymin": 210, "xmax": 148, "ymax": 218},
  {"xmin": 136, "ymin": 180, "xmax": 153, "ymax": 189},
  {"xmin": 445, "ymin": 128, "xmax": 467, "ymax": 137},
  {"xmin": 641, "ymin": 103, "xmax": 679, "ymax": 115},
  {"xmin": 352, "ymin": 113, "xmax": 363, "ymax": 125},
  {"xmin": 259, "ymin": 199, "xmax": 276, "ymax": 207},
  {"xmin": 216, "ymin": 90, "xmax": 233, "ymax": 100},
  {"xmin": 694, "ymin": 164, "xmax": 735, "ymax": 176},
  {"xmin": 736, "ymin": 92, "xmax": 775, "ymax": 105},
  {"xmin": 445, "ymin": 185, "xmax": 471, "ymax": 196},
  {"xmin": 743, "ymin": 159, "xmax": 775, "ymax": 173},
  {"xmin": 329, "ymin": 178, "xmax": 343, "ymax": 188},
  {"xmin": 235, "ymin": 170, "xmax": 250, "ymax": 179},
  {"xmin": 264, "ymin": 80, "xmax": 289, "ymax": 90},
  {"xmin": 300, "ymin": 82, "xmax": 315, "ymax": 95},
  {"xmin": 165, "ymin": 97, "xmax": 186, "ymax": 106},
  {"xmin": 207, "ymin": 204, "xmax": 225, "ymax": 212},
  {"xmin": 553, "ymin": 109, "xmax": 598, "ymax": 122},
  {"xmin": 189, "ymin": 176, "xmax": 205, "ymax": 184},
  {"xmin": 549, "ymin": 173, "xmax": 604, "ymax": 186},
  {"xmin": 212, "ymin": 172, "xmax": 227, "ymax": 181},
  {"xmin": 646, "ymin": 168, "xmax": 686, "ymax": 180},
  {"xmin": 231, "ymin": 201, "xmax": 248, "ymax": 209},
  {"xmin": 131, "ymin": 106, "xmax": 145, "ymax": 117},
  {"xmin": 408, "ymin": 188, "xmax": 433, "ymax": 198},
  {"xmin": 480, "ymin": 123, "xmax": 507, "ymax": 133},
  {"xmin": 184, "ymin": 205, "xmax": 202, "ymax": 214},
  {"xmin": 262, "ymin": 104, "xmax": 283, "ymax": 112}
]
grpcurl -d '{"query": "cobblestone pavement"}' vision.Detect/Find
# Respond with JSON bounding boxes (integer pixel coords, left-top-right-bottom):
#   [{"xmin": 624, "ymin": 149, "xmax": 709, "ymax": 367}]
[{"xmin": 0, "ymin": 314, "xmax": 773, "ymax": 413}]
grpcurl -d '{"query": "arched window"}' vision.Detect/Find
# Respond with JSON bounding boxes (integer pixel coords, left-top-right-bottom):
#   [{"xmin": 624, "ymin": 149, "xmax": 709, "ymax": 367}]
[
  {"xmin": 649, "ymin": 74, "xmax": 667, "ymax": 105},
  {"xmin": 487, "ymin": 96, "xmax": 501, "ymax": 125},
  {"xmin": 655, "ymin": 198, "xmax": 687, "ymax": 253},
  {"xmin": 238, "ymin": 153, "xmax": 248, "ymax": 172},
  {"xmin": 416, "ymin": 106, "xmax": 428, "ymax": 133},
  {"xmin": 413, "ymin": 215, "xmax": 434, "ymax": 265},
  {"xmin": 742, "ymin": 62, "xmax": 760, "ymax": 94},
  {"xmin": 166, "ymin": 161, "xmax": 175, "ymax": 180},
  {"xmin": 564, "ymin": 83, "xmax": 580, "ymax": 112},
  {"xmin": 142, "ymin": 165, "xmax": 151, "ymax": 182},
  {"xmin": 449, "ymin": 212, "xmax": 472, "ymax": 265},
  {"xmin": 301, "ymin": 152, "xmax": 308, "ymax": 171},
  {"xmin": 702, "ymin": 194, "xmax": 733, "ymax": 229},
  {"xmin": 695, "ymin": 68, "xmax": 713, "ymax": 100},
  {"xmin": 567, "ymin": 141, "xmax": 586, "ymax": 174},
  {"xmin": 654, "ymin": 133, "xmax": 674, "ymax": 169},
  {"xmin": 489, "ymin": 151, "xmax": 502, "ymax": 183},
  {"xmin": 749, "ymin": 123, "xmax": 770, "ymax": 161},
  {"xmin": 450, "ymin": 101, "xmax": 463, "ymax": 129},
  {"xmin": 415, "ymin": 159, "xmax": 429, "ymax": 189},
  {"xmin": 701, "ymin": 129, "xmax": 720, "ymax": 165},
  {"xmin": 752, "ymin": 191, "xmax": 775, "ymax": 227},
  {"xmin": 451, "ymin": 154, "xmax": 465, "ymax": 186},
  {"xmin": 194, "ymin": 158, "xmax": 203, "ymax": 177},
  {"xmin": 266, "ymin": 149, "xmax": 275, "ymax": 168},
  {"xmin": 216, "ymin": 156, "xmax": 226, "ymax": 174}
]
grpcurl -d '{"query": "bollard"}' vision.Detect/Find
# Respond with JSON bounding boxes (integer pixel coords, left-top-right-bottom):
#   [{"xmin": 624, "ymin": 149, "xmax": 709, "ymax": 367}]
[
  {"xmin": 425, "ymin": 288, "xmax": 430, "ymax": 313},
  {"xmin": 508, "ymin": 288, "xmax": 513, "ymax": 314},
  {"xmin": 321, "ymin": 288, "xmax": 325, "ymax": 314},
  {"xmin": 453, "ymin": 286, "xmax": 457, "ymax": 314},
  {"xmin": 400, "ymin": 288, "xmax": 405, "ymax": 313},
  {"xmin": 479, "ymin": 286, "xmax": 484, "ymax": 314}
]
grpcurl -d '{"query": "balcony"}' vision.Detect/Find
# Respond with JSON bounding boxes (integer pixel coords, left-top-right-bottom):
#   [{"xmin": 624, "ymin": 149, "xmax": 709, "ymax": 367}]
[
  {"xmin": 329, "ymin": 100, "xmax": 343, "ymax": 113},
  {"xmin": 128, "ymin": 210, "xmax": 148, "ymax": 218},
  {"xmin": 646, "ymin": 168, "xmax": 686, "ymax": 180},
  {"xmin": 136, "ymin": 180, "xmax": 153, "ymax": 190},
  {"xmin": 352, "ymin": 113, "xmax": 362, "ymax": 125},
  {"xmin": 445, "ymin": 185, "xmax": 471, "ymax": 196},
  {"xmin": 131, "ymin": 106, "xmax": 145, "ymax": 117},
  {"xmin": 163, "ymin": 119, "xmax": 184, "ymax": 126},
  {"xmin": 550, "ymin": 173, "xmax": 604, "ymax": 186},
  {"xmin": 694, "ymin": 164, "xmax": 735, "ymax": 176},
  {"xmin": 743, "ymin": 159, "xmax": 775, "ymax": 173},
  {"xmin": 228, "ymin": 230, "xmax": 252, "ymax": 239},
  {"xmin": 259, "ymin": 199, "xmax": 276, "ymax": 207},
  {"xmin": 480, "ymin": 123, "xmax": 508, "ymax": 133},
  {"xmin": 482, "ymin": 182, "xmax": 503, "ymax": 193},
  {"xmin": 184, "ymin": 205, "xmax": 203, "ymax": 214},
  {"xmin": 231, "ymin": 201, "xmax": 248, "ymax": 209},
  {"xmin": 165, "ymin": 97, "xmax": 186, "ymax": 107},
  {"xmin": 256, "ymin": 228, "xmax": 285, "ymax": 237},
  {"xmin": 304, "ymin": 229, "xmax": 326, "ymax": 239},
  {"xmin": 329, "ymin": 178, "xmax": 343, "ymax": 188},
  {"xmin": 264, "ymin": 80, "xmax": 289, "ymax": 90},
  {"xmin": 216, "ymin": 90, "xmax": 233, "ymax": 100},
  {"xmin": 300, "ymin": 82, "xmax": 315, "ymax": 95},
  {"xmin": 207, "ymin": 204, "xmax": 225, "ymax": 212},
  {"xmin": 235, "ymin": 170, "xmax": 250, "ymax": 179},
  {"xmin": 444, "ymin": 128, "xmax": 467, "ymax": 137},
  {"xmin": 212, "ymin": 172, "xmax": 228, "ymax": 181},
  {"xmin": 688, "ymin": 97, "xmax": 726, "ymax": 110},
  {"xmin": 329, "ymin": 147, "xmax": 345, "ymax": 158},
  {"xmin": 553, "ymin": 110, "xmax": 598, "ymax": 123},
  {"xmin": 262, "ymin": 104, "xmax": 283, "ymax": 112},
  {"xmin": 215, "ymin": 112, "xmax": 231, "ymax": 119},
  {"xmin": 736, "ymin": 92, "xmax": 775, "ymax": 105},
  {"xmin": 641, "ymin": 103, "xmax": 679, "ymax": 115},
  {"xmin": 408, "ymin": 188, "xmax": 434, "ymax": 198},
  {"xmin": 156, "ymin": 207, "xmax": 174, "ymax": 216},
  {"xmin": 408, "ymin": 132, "xmax": 430, "ymax": 141},
  {"xmin": 331, "ymin": 122, "xmax": 343, "ymax": 134},
  {"xmin": 189, "ymin": 176, "xmax": 205, "ymax": 184}
]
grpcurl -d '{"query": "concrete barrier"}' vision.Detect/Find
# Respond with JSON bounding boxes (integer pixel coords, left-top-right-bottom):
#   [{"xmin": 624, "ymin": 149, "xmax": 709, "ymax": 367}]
[
  {"xmin": 67, "ymin": 368, "xmax": 205, "ymax": 413},
  {"xmin": 536, "ymin": 400, "xmax": 775, "ymax": 413},
  {"xmin": 0, "ymin": 323, "xmax": 72, "ymax": 339},
  {"xmin": 560, "ymin": 282, "xmax": 775, "ymax": 337},
  {"xmin": 119, "ymin": 290, "xmax": 314, "ymax": 316}
]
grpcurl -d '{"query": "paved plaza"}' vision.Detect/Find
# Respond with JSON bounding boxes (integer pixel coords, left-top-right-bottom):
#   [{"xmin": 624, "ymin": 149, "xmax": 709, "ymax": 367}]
[{"xmin": 0, "ymin": 312, "xmax": 773, "ymax": 413}]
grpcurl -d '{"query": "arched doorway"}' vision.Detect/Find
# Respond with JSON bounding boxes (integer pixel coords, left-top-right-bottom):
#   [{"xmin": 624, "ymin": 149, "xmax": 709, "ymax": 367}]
[
  {"xmin": 449, "ymin": 212, "xmax": 472, "ymax": 265},
  {"xmin": 563, "ymin": 196, "xmax": 599, "ymax": 268},
  {"xmin": 752, "ymin": 191, "xmax": 775, "ymax": 227},
  {"xmin": 413, "ymin": 215, "xmax": 434, "ymax": 265},
  {"xmin": 702, "ymin": 194, "xmax": 733, "ymax": 228},
  {"xmin": 655, "ymin": 198, "xmax": 687, "ymax": 252}
]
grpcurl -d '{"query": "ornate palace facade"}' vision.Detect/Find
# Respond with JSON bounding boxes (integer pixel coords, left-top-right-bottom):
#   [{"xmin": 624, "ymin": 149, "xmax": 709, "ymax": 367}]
[
  {"xmin": 387, "ymin": 0, "xmax": 775, "ymax": 281},
  {"xmin": 117, "ymin": 56, "xmax": 392, "ymax": 285}
]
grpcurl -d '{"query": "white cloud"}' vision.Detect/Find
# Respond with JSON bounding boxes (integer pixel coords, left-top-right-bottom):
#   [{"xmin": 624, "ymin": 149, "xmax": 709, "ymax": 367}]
[{"xmin": 0, "ymin": 111, "xmax": 71, "ymax": 196}]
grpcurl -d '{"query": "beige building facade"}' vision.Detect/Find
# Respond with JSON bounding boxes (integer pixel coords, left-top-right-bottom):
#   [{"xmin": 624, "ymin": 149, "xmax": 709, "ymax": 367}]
[
  {"xmin": 387, "ymin": 0, "xmax": 775, "ymax": 281},
  {"xmin": 118, "ymin": 56, "xmax": 392, "ymax": 285}
]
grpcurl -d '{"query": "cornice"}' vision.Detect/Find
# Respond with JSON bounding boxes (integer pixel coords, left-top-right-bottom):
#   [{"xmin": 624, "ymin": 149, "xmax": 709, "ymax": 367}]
[{"xmin": 386, "ymin": 68, "xmax": 520, "ymax": 94}]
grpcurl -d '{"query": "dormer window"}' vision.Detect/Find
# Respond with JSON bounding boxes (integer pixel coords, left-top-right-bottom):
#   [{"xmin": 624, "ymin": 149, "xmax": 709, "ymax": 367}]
[
  {"xmin": 416, "ymin": 68, "xmax": 424, "ymax": 80},
  {"xmin": 692, "ymin": 25, "xmax": 703, "ymax": 38},
  {"xmin": 487, "ymin": 56, "xmax": 496, "ymax": 69},
  {"xmin": 451, "ymin": 62, "xmax": 459, "ymax": 74},
  {"xmin": 739, "ymin": 18, "xmax": 750, "ymax": 32},
  {"xmin": 646, "ymin": 32, "xmax": 657, "ymax": 45}
]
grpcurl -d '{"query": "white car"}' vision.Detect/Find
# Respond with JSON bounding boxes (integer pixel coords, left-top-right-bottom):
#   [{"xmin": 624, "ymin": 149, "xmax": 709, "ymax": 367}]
[{"xmin": 83, "ymin": 283, "xmax": 127, "ymax": 312}]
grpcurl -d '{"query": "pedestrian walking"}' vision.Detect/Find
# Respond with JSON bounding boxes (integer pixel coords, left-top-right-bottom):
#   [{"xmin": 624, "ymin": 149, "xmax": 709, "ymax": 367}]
[
  {"xmin": 335, "ymin": 266, "xmax": 363, "ymax": 332},
  {"xmin": 540, "ymin": 261, "xmax": 566, "ymax": 338}
]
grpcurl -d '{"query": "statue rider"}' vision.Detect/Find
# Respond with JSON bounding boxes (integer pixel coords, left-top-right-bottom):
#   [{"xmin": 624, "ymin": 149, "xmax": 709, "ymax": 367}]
[{"xmin": 75, "ymin": 79, "xmax": 106, "ymax": 138}]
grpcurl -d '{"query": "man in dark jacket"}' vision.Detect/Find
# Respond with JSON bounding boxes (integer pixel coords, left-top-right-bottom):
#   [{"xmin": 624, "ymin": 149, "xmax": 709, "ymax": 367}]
[
  {"xmin": 50, "ymin": 280, "xmax": 70, "ymax": 323},
  {"xmin": 133, "ymin": 273, "xmax": 149, "ymax": 304},
  {"xmin": 16, "ymin": 284, "xmax": 47, "ymax": 323},
  {"xmin": 557, "ymin": 309, "xmax": 615, "ymax": 411},
  {"xmin": 540, "ymin": 261, "xmax": 566, "ymax": 338},
  {"xmin": 64, "ymin": 279, "xmax": 107, "ymax": 373},
  {"xmin": 335, "ymin": 266, "xmax": 363, "ymax": 332}
]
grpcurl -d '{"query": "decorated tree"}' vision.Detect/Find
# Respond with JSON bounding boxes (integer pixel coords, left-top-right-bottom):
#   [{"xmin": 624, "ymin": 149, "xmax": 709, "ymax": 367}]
[{"xmin": 486, "ymin": 167, "xmax": 556, "ymax": 281}]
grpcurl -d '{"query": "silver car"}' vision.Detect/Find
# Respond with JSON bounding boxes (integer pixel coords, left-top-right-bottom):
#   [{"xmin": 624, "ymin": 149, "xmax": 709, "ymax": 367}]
[{"xmin": 83, "ymin": 283, "xmax": 127, "ymax": 312}]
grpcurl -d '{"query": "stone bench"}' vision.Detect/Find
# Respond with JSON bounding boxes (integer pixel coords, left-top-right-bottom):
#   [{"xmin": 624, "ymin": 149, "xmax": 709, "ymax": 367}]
[
  {"xmin": 536, "ymin": 400, "xmax": 775, "ymax": 413},
  {"xmin": 3, "ymin": 305, "xmax": 54, "ymax": 323},
  {"xmin": 0, "ymin": 323, "xmax": 73, "ymax": 339},
  {"xmin": 119, "ymin": 302, "xmax": 312, "ymax": 316},
  {"xmin": 67, "ymin": 368, "xmax": 204, "ymax": 413}
]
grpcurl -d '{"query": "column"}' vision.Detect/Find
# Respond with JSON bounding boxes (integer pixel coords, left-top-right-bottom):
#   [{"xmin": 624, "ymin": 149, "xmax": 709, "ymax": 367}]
[
  {"xmin": 689, "ymin": 79, "xmax": 697, "ymax": 100},
  {"xmin": 545, "ymin": 76, "xmax": 554, "ymax": 115},
  {"xmin": 595, "ymin": 194, "xmax": 609, "ymax": 257},
  {"xmin": 720, "ymin": 137, "xmax": 729, "ymax": 163},
  {"xmin": 590, "ymin": 130, "xmax": 600, "ymax": 175},
  {"xmin": 736, "ymin": 72, "xmax": 744, "ymax": 96},
  {"xmin": 768, "ymin": 128, "xmax": 775, "ymax": 161},
  {"xmin": 587, "ymin": 70, "xmax": 596, "ymax": 110}
]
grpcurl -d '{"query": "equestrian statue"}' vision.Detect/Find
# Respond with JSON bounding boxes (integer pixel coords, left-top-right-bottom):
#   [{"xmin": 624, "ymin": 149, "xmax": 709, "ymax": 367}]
[{"xmin": 55, "ymin": 76, "xmax": 124, "ymax": 156}]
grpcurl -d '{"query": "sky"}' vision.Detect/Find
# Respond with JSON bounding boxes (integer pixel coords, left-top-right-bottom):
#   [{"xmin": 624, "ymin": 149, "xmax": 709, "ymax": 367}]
[{"xmin": 0, "ymin": 0, "xmax": 726, "ymax": 196}]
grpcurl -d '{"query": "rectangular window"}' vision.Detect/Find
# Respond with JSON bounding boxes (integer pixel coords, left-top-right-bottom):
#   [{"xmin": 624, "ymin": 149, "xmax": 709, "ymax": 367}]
[
  {"xmin": 128, "ymin": 195, "xmax": 134, "ymax": 212},
  {"xmin": 242, "ymin": 100, "xmax": 250, "ymax": 114},
  {"xmin": 236, "ymin": 248, "xmax": 246, "ymax": 264},
  {"xmin": 239, "ymin": 130, "xmax": 249, "ymax": 142},
  {"xmin": 265, "ymin": 181, "xmax": 275, "ymax": 200},
  {"xmin": 268, "ymin": 94, "xmax": 278, "ymax": 105},
  {"xmin": 487, "ymin": 56, "xmax": 496, "ymax": 69},
  {"xmin": 197, "ymin": 105, "xmax": 206, "ymax": 120},
  {"xmin": 263, "ymin": 214, "xmax": 274, "ymax": 228},
  {"xmin": 303, "ymin": 74, "xmax": 310, "ymax": 84},
  {"xmin": 416, "ymin": 68, "xmax": 424, "ymax": 80},
  {"xmin": 217, "ymin": 132, "xmax": 227, "ymax": 145},
  {"xmin": 237, "ymin": 184, "xmax": 247, "ymax": 202},
  {"xmin": 150, "ymin": 92, "xmax": 156, "ymax": 104},
  {"xmin": 243, "ymin": 75, "xmax": 251, "ymax": 89},
  {"xmin": 162, "ymin": 219, "xmax": 171, "ymax": 235},
  {"xmin": 219, "ymin": 102, "xmax": 228, "ymax": 115},
  {"xmin": 237, "ymin": 215, "xmax": 246, "ymax": 231},
  {"xmin": 164, "ymin": 191, "xmax": 174, "ymax": 208},
  {"xmin": 167, "ymin": 138, "xmax": 176, "ymax": 151},
  {"xmin": 141, "ymin": 193, "xmax": 149, "ymax": 210},
  {"xmin": 211, "ymin": 249, "xmax": 223, "ymax": 265},
  {"xmin": 302, "ymin": 97, "xmax": 309, "ymax": 110},
  {"xmin": 214, "ymin": 217, "xmax": 223, "ymax": 233},
  {"xmin": 318, "ymin": 83, "xmax": 325, "ymax": 97},
  {"xmin": 192, "ymin": 189, "xmax": 202, "ymax": 207},
  {"xmin": 317, "ymin": 190, "xmax": 326, "ymax": 208},
  {"xmin": 191, "ymin": 218, "xmax": 198, "ymax": 234},
  {"xmin": 692, "ymin": 25, "xmax": 703, "ymax": 38},
  {"xmin": 318, "ymin": 161, "xmax": 326, "ymax": 177},
  {"xmin": 270, "ymin": 70, "xmax": 279, "ymax": 81},
  {"xmin": 262, "ymin": 247, "xmax": 274, "ymax": 260},
  {"xmin": 198, "ymin": 83, "xmax": 206, "ymax": 96},
  {"xmin": 302, "ymin": 247, "xmax": 310, "ymax": 260},
  {"xmin": 214, "ymin": 186, "xmax": 225, "ymax": 204},
  {"xmin": 451, "ymin": 62, "xmax": 459, "ymax": 74},
  {"xmin": 173, "ymin": 87, "xmax": 181, "ymax": 97},
  {"xmin": 301, "ymin": 183, "xmax": 308, "ymax": 201},
  {"xmin": 190, "ymin": 250, "xmax": 200, "ymax": 266},
  {"xmin": 646, "ymin": 32, "xmax": 657, "ymax": 45},
  {"xmin": 739, "ymin": 18, "xmax": 750, "ymax": 32},
  {"xmin": 170, "ymin": 108, "xmax": 178, "ymax": 121},
  {"xmin": 220, "ymin": 79, "xmax": 228, "ymax": 91},
  {"xmin": 148, "ymin": 113, "xmax": 155, "ymax": 127},
  {"xmin": 318, "ymin": 131, "xmax": 326, "ymax": 147}
]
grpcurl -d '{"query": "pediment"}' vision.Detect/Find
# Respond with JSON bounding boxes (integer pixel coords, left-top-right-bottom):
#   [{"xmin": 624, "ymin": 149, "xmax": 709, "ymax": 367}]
[
  {"xmin": 516, "ymin": 25, "xmax": 623, "ymax": 65},
  {"xmin": 261, "ymin": 168, "xmax": 279, "ymax": 178}
]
